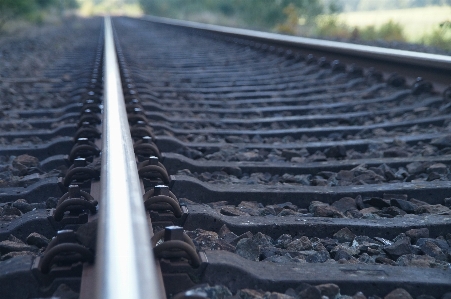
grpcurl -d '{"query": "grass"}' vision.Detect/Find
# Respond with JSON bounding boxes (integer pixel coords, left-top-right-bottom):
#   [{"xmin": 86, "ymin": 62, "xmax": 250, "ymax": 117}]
[{"xmin": 336, "ymin": 5, "xmax": 451, "ymax": 42}]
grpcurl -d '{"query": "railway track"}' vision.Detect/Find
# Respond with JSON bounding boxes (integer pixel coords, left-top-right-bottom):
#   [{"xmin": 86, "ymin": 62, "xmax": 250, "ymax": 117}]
[{"xmin": 0, "ymin": 15, "xmax": 450, "ymax": 299}]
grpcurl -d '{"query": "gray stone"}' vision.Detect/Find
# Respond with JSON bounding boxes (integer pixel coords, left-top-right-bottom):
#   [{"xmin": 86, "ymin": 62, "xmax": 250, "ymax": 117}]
[
  {"xmin": 416, "ymin": 295, "xmax": 436, "ymax": 299},
  {"xmin": 315, "ymin": 284, "xmax": 339, "ymax": 298},
  {"xmin": 264, "ymin": 292, "xmax": 294, "ymax": 299},
  {"xmin": 427, "ymin": 163, "xmax": 448, "ymax": 175},
  {"xmin": 355, "ymin": 195, "xmax": 365, "ymax": 210},
  {"xmin": 235, "ymin": 233, "xmax": 273, "ymax": 261},
  {"xmin": 309, "ymin": 201, "xmax": 328, "ymax": 213},
  {"xmin": 406, "ymin": 162, "xmax": 427, "ymax": 175},
  {"xmin": 390, "ymin": 199, "xmax": 416, "ymax": 213},
  {"xmin": 383, "ymin": 236, "xmax": 412, "ymax": 259},
  {"xmin": 405, "ymin": 228, "xmax": 429, "ymax": 243},
  {"xmin": 264, "ymin": 253, "xmax": 298, "ymax": 264},
  {"xmin": 419, "ymin": 241, "xmax": 447, "ymax": 261},
  {"xmin": 375, "ymin": 256, "xmax": 397, "ymax": 266},
  {"xmin": 312, "ymin": 205, "xmax": 346, "ymax": 218},
  {"xmin": 334, "ymin": 250, "xmax": 352, "ymax": 261},
  {"xmin": 1, "ymin": 251, "xmax": 37, "ymax": 261},
  {"xmin": 299, "ymin": 286, "xmax": 321, "ymax": 299},
  {"xmin": 12, "ymin": 199, "xmax": 33, "ymax": 213},
  {"xmin": 377, "ymin": 206, "xmax": 406, "ymax": 217},
  {"xmin": 238, "ymin": 288, "xmax": 266, "ymax": 299},
  {"xmin": 0, "ymin": 240, "xmax": 38, "ymax": 255},
  {"xmin": 396, "ymin": 254, "xmax": 435, "ymax": 268},
  {"xmin": 332, "ymin": 197, "xmax": 357, "ymax": 213},
  {"xmin": 363, "ymin": 197, "xmax": 390, "ymax": 208},
  {"xmin": 415, "ymin": 204, "xmax": 451, "ymax": 215},
  {"xmin": 26, "ymin": 233, "xmax": 49, "ymax": 248},
  {"xmin": 221, "ymin": 206, "xmax": 250, "ymax": 216},
  {"xmin": 333, "ymin": 227, "xmax": 356, "ymax": 242},
  {"xmin": 230, "ymin": 231, "xmax": 253, "ymax": 247},
  {"xmin": 324, "ymin": 145, "xmax": 347, "ymax": 158},
  {"xmin": 336, "ymin": 170, "xmax": 354, "ymax": 181},
  {"xmin": 427, "ymin": 172, "xmax": 441, "ymax": 181},
  {"xmin": 305, "ymin": 251, "xmax": 329, "ymax": 263},
  {"xmin": 1, "ymin": 205, "xmax": 21, "ymax": 216},
  {"xmin": 384, "ymin": 288, "xmax": 413, "ymax": 299},
  {"xmin": 275, "ymin": 234, "xmax": 293, "ymax": 249},
  {"xmin": 222, "ymin": 166, "xmax": 242, "ymax": 177},
  {"xmin": 189, "ymin": 284, "xmax": 233, "ymax": 299},
  {"xmin": 346, "ymin": 209, "xmax": 363, "ymax": 219},
  {"xmin": 353, "ymin": 292, "xmax": 367, "ymax": 299},
  {"xmin": 287, "ymin": 236, "xmax": 313, "ymax": 251}
]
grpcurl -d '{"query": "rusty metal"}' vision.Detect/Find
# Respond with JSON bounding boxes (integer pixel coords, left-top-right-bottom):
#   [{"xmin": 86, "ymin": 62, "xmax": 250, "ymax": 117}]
[
  {"xmin": 74, "ymin": 124, "xmax": 101, "ymax": 141},
  {"xmin": 36, "ymin": 230, "xmax": 94, "ymax": 274},
  {"xmin": 53, "ymin": 199, "xmax": 97, "ymax": 222},
  {"xmin": 139, "ymin": 164, "xmax": 171, "ymax": 184},
  {"xmin": 131, "ymin": 121, "xmax": 156, "ymax": 140},
  {"xmin": 144, "ymin": 195, "xmax": 183, "ymax": 217},
  {"xmin": 69, "ymin": 138, "xmax": 100, "ymax": 162},
  {"xmin": 134, "ymin": 136, "xmax": 162, "ymax": 159}
]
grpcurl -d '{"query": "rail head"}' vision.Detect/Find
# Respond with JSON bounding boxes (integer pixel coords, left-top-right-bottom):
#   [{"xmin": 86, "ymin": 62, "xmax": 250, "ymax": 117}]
[
  {"xmin": 139, "ymin": 15, "xmax": 451, "ymax": 91},
  {"xmin": 95, "ymin": 16, "xmax": 163, "ymax": 299}
]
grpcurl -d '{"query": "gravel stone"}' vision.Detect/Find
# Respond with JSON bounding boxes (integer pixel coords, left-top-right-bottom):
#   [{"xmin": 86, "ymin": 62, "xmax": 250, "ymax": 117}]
[
  {"xmin": 287, "ymin": 236, "xmax": 312, "ymax": 251},
  {"xmin": 396, "ymin": 254, "xmax": 436, "ymax": 268},
  {"xmin": 189, "ymin": 285, "xmax": 233, "ymax": 299},
  {"xmin": 298, "ymin": 286, "xmax": 322, "ymax": 299},
  {"xmin": 312, "ymin": 205, "xmax": 346, "ymax": 218},
  {"xmin": 0, "ymin": 240, "xmax": 38, "ymax": 255},
  {"xmin": 315, "ymin": 284, "xmax": 340, "ymax": 298},
  {"xmin": 405, "ymin": 228, "xmax": 429, "ymax": 243},
  {"xmin": 305, "ymin": 251, "xmax": 330, "ymax": 263},
  {"xmin": 390, "ymin": 199, "xmax": 416, "ymax": 214},
  {"xmin": 383, "ymin": 236, "xmax": 412, "ymax": 259},
  {"xmin": 11, "ymin": 199, "xmax": 33, "ymax": 213},
  {"xmin": 26, "ymin": 233, "xmax": 49, "ymax": 248},
  {"xmin": 384, "ymin": 288, "xmax": 413, "ymax": 299},
  {"xmin": 333, "ymin": 227, "xmax": 356, "ymax": 243},
  {"xmin": 331, "ymin": 197, "xmax": 357, "ymax": 213},
  {"xmin": 363, "ymin": 197, "xmax": 390, "ymax": 208},
  {"xmin": 418, "ymin": 241, "xmax": 447, "ymax": 261}
]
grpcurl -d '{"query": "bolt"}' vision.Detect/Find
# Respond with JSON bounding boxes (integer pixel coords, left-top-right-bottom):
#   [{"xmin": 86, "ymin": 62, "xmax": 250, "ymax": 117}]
[
  {"xmin": 73, "ymin": 158, "xmax": 87, "ymax": 168},
  {"xmin": 154, "ymin": 185, "xmax": 170, "ymax": 196},
  {"xmin": 164, "ymin": 226, "xmax": 184, "ymax": 241},
  {"xmin": 142, "ymin": 136, "xmax": 153, "ymax": 143},
  {"xmin": 148, "ymin": 156, "xmax": 159, "ymax": 165},
  {"xmin": 77, "ymin": 138, "xmax": 89, "ymax": 145},
  {"xmin": 68, "ymin": 185, "xmax": 82, "ymax": 199},
  {"xmin": 56, "ymin": 229, "xmax": 77, "ymax": 243}
]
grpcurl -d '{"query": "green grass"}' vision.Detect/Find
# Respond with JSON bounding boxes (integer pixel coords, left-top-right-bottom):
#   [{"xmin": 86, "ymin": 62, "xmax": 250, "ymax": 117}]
[{"xmin": 336, "ymin": 5, "xmax": 451, "ymax": 42}]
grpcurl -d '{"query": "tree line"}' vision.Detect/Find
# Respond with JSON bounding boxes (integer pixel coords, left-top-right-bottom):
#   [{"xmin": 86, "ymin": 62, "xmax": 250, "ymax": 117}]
[
  {"xmin": 0, "ymin": 0, "xmax": 78, "ymax": 29},
  {"xmin": 138, "ymin": 0, "xmax": 333, "ymax": 30}
]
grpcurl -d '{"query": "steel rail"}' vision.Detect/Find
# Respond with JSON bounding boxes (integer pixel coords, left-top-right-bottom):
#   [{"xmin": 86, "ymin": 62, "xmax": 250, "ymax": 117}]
[
  {"xmin": 140, "ymin": 15, "xmax": 451, "ymax": 91},
  {"xmin": 95, "ymin": 16, "xmax": 163, "ymax": 299}
]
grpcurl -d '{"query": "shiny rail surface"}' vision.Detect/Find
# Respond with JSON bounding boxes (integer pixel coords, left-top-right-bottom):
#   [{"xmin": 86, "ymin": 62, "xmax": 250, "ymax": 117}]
[
  {"xmin": 95, "ymin": 16, "xmax": 163, "ymax": 299},
  {"xmin": 141, "ymin": 15, "xmax": 451, "ymax": 91}
]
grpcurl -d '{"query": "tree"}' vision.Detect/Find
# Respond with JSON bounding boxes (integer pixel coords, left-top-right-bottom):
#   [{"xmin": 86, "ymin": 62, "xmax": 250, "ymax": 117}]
[
  {"xmin": 138, "ymin": 0, "xmax": 326, "ymax": 31},
  {"xmin": 0, "ymin": 0, "xmax": 35, "ymax": 28}
]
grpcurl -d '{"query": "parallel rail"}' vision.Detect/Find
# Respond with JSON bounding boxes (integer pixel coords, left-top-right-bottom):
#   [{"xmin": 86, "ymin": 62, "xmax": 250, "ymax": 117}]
[
  {"xmin": 94, "ymin": 17, "xmax": 163, "ymax": 299},
  {"xmin": 141, "ymin": 15, "xmax": 451, "ymax": 91}
]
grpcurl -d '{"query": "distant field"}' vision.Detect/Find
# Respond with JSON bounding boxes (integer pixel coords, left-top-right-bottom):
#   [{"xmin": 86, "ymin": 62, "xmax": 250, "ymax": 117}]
[{"xmin": 337, "ymin": 6, "xmax": 451, "ymax": 41}]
